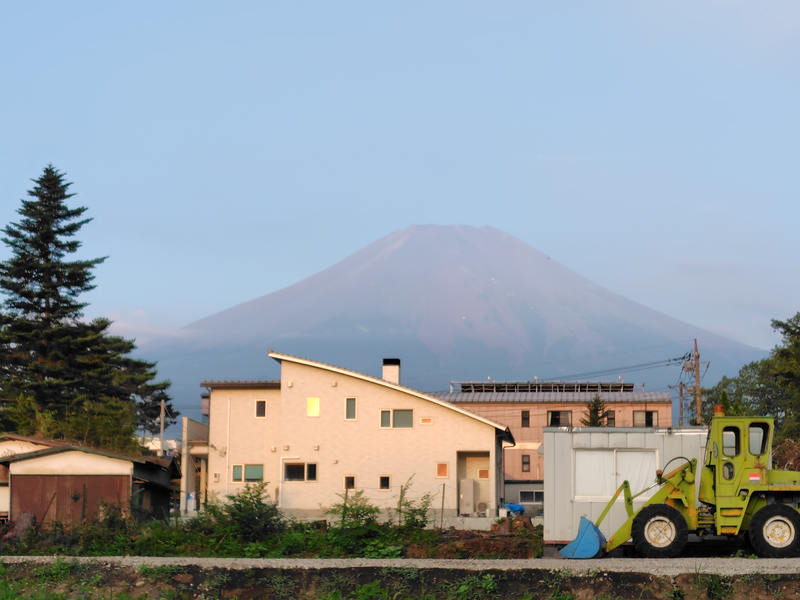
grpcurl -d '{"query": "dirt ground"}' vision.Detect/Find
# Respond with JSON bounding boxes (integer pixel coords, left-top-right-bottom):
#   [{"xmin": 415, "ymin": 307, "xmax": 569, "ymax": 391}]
[{"xmin": 2, "ymin": 558, "xmax": 800, "ymax": 599}]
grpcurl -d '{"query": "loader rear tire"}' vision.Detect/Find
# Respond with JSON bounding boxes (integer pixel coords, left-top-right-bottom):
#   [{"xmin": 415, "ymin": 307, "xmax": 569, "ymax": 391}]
[
  {"xmin": 631, "ymin": 504, "xmax": 688, "ymax": 558},
  {"xmin": 748, "ymin": 504, "xmax": 800, "ymax": 558}
]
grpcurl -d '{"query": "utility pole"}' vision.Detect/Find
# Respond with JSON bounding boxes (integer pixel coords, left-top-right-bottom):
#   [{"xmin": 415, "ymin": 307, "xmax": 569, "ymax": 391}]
[
  {"xmin": 159, "ymin": 396, "xmax": 166, "ymax": 456},
  {"xmin": 693, "ymin": 339, "xmax": 701, "ymax": 425},
  {"xmin": 680, "ymin": 339, "xmax": 708, "ymax": 425},
  {"xmin": 669, "ymin": 381, "xmax": 686, "ymax": 426}
]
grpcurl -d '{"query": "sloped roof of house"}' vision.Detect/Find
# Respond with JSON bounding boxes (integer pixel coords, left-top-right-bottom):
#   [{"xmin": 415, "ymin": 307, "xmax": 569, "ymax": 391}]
[
  {"xmin": 0, "ymin": 445, "xmax": 144, "ymax": 465},
  {"xmin": 433, "ymin": 391, "xmax": 672, "ymax": 404},
  {"xmin": 268, "ymin": 350, "xmax": 514, "ymax": 443},
  {"xmin": 1, "ymin": 446, "xmax": 178, "ymax": 488},
  {"xmin": 0, "ymin": 434, "xmax": 70, "ymax": 447},
  {"xmin": 202, "ymin": 380, "xmax": 280, "ymax": 390}
]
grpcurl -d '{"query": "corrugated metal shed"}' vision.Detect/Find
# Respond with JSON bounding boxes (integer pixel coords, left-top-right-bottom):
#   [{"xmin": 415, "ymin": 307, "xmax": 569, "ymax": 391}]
[{"xmin": 543, "ymin": 426, "xmax": 707, "ymax": 545}]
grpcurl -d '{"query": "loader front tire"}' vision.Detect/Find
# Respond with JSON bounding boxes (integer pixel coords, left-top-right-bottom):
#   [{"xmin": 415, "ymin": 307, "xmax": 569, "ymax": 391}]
[
  {"xmin": 749, "ymin": 504, "xmax": 800, "ymax": 558},
  {"xmin": 631, "ymin": 504, "xmax": 688, "ymax": 558}
]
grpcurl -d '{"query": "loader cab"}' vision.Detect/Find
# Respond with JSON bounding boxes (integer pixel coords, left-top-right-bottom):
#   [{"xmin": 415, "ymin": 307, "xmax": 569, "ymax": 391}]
[{"xmin": 698, "ymin": 416, "xmax": 774, "ymax": 506}]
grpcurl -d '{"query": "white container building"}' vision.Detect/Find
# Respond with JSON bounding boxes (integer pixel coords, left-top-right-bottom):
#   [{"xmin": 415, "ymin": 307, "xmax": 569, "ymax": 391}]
[{"xmin": 542, "ymin": 425, "xmax": 708, "ymax": 545}]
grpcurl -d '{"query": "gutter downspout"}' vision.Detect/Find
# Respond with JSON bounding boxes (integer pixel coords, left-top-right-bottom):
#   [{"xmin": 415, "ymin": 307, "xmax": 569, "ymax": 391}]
[
  {"xmin": 180, "ymin": 417, "xmax": 188, "ymax": 514},
  {"xmin": 225, "ymin": 396, "xmax": 231, "ymax": 497}
]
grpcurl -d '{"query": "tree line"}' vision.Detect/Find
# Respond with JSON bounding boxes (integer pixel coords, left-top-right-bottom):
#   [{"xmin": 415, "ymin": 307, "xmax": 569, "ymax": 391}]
[
  {"xmin": 694, "ymin": 315, "xmax": 800, "ymax": 438},
  {"xmin": 0, "ymin": 165, "xmax": 176, "ymax": 453}
]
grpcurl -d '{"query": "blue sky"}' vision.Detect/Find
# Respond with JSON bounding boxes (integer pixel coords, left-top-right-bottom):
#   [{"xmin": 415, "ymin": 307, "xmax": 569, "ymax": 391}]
[{"xmin": 1, "ymin": 2, "xmax": 798, "ymax": 353}]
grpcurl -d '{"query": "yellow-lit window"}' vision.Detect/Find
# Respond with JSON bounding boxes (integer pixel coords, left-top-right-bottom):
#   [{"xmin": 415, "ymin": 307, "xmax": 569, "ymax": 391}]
[{"xmin": 307, "ymin": 397, "xmax": 320, "ymax": 417}]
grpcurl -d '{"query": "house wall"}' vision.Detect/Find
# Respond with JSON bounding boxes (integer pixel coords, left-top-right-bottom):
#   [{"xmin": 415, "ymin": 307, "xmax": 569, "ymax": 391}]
[
  {"xmin": 206, "ymin": 362, "xmax": 501, "ymax": 519},
  {"xmin": 11, "ymin": 474, "xmax": 130, "ymax": 524},
  {"xmin": 9, "ymin": 451, "xmax": 134, "ymax": 524},
  {"xmin": 542, "ymin": 426, "xmax": 707, "ymax": 545},
  {"xmin": 453, "ymin": 401, "xmax": 672, "ymax": 482},
  {"xmin": 0, "ymin": 440, "xmax": 54, "ymax": 515},
  {"xmin": 10, "ymin": 451, "xmax": 133, "ymax": 476}
]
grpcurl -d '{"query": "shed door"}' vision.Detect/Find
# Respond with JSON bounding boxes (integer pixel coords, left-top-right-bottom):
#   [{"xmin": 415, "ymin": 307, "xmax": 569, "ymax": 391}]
[{"xmin": 11, "ymin": 475, "xmax": 130, "ymax": 524}]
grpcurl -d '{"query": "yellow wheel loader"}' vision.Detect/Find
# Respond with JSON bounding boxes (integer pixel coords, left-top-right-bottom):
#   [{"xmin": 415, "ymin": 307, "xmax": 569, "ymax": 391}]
[{"xmin": 560, "ymin": 410, "xmax": 800, "ymax": 558}]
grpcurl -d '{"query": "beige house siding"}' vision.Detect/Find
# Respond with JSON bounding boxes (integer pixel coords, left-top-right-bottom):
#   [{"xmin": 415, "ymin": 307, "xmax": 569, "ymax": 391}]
[{"xmin": 204, "ymin": 356, "xmax": 509, "ymax": 519}]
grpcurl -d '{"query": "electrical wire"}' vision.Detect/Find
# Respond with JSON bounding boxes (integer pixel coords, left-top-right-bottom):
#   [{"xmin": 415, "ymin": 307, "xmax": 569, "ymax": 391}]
[{"xmin": 542, "ymin": 353, "xmax": 690, "ymax": 381}]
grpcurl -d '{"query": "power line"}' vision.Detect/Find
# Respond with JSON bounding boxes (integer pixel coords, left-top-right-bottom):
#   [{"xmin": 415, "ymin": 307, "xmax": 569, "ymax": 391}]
[{"xmin": 543, "ymin": 354, "xmax": 690, "ymax": 381}]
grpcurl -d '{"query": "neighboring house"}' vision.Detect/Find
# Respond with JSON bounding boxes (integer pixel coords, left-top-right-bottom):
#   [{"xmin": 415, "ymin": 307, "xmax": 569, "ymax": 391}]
[
  {"xmin": 186, "ymin": 352, "xmax": 514, "ymax": 522},
  {"xmin": 0, "ymin": 445, "xmax": 178, "ymax": 524},
  {"xmin": 0, "ymin": 434, "xmax": 67, "ymax": 519},
  {"xmin": 542, "ymin": 424, "xmax": 706, "ymax": 545},
  {"xmin": 435, "ymin": 381, "xmax": 672, "ymax": 513}
]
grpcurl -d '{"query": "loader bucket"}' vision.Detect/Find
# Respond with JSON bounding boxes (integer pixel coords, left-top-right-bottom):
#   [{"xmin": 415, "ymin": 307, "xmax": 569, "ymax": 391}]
[{"xmin": 559, "ymin": 516, "xmax": 607, "ymax": 559}]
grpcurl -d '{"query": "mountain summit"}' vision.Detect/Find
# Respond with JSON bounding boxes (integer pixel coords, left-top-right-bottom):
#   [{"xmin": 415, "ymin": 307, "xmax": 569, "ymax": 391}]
[{"xmin": 148, "ymin": 225, "xmax": 762, "ymax": 417}]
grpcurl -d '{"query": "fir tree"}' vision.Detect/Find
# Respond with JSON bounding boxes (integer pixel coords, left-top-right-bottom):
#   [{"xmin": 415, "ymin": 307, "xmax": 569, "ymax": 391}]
[
  {"xmin": 581, "ymin": 394, "xmax": 609, "ymax": 426},
  {"xmin": 0, "ymin": 166, "xmax": 176, "ymax": 451}
]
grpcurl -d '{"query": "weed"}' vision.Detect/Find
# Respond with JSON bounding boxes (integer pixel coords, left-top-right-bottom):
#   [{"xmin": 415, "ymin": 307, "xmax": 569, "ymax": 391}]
[
  {"xmin": 703, "ymin": 574, "xmax": 733, "ymax": 600},
  {"xmin": 137, "ymin": 564, "xmax": 182, "ymax": 582},
  {"xmin": 32, "ymin": 559, "xmax": 80, "ymax": 583},
  {"xmin": 267, "ymin": 574, "xmax": 297, "ymax": 600},
  {"xmin": 542, "ymin": 569, "xmax": 573, "ymax": 600},
  {"xmin": 448, "ymin": 573, "xmax": 499, "ymax": 600},
  {"xmin": 666, "ymin": 587, "xmax": 684, "ymax": 600},
  {"xmin": 352, "ymin": 581, "xmax": 389, "ymax": 600}
]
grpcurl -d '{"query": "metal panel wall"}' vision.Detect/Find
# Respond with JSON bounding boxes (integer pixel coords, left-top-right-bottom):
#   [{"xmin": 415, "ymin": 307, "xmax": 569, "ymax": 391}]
[
  {"xmin": 11, "ymin": 475, "xmax": 130, "ymax": 524},
  {"xmin": 543, "ymin": 427, "xmax": 707, "ymax": 545}
]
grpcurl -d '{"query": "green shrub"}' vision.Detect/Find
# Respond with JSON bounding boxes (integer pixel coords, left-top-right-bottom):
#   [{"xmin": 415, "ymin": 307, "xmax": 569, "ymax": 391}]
[
  {"xmin": 203, "ymin": 482, "xmax": 285, "ymax": 544},
  {"xmin": 393, "ymin": 475, "xmax": 433, "ymax": 529},
  {"xmin": 325, "ymin": 489, "xmax": 380, "ymax": 528}
]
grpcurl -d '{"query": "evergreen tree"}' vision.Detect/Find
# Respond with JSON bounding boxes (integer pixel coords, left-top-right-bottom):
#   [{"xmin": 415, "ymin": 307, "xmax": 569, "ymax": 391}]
[
  {"xmin": 581, "ymin": 394, "xmax": 609, "ymax": 426},
  {"xmin": 769, "ymin": 313, "xmax": 800, "ymax": 439},
  {"xmin": 0, "ymin": 165, "xmax": 176, "ymax": 452}
]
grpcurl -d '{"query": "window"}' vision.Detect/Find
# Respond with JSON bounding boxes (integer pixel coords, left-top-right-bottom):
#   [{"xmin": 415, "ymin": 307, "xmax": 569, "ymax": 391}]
[
  {"xmin": 436, "ymin": 463, "xmax": 448, "ymax": 478},
  {"xmin": 574, "ymin": 449, "xmax": 657, "ymax": 499},
  {"xmin": 244, "ymin": 465, "xmax": 263, "ymax": 482},
  {"xmin": 345, "ymin": 397, "xmax": 356, "ymax": 420},
  {"xmin": 519, "ymin": 491, "xmax": 544, "ymax": 503},
  {"xmin": 233, "ymin": 464, "xmax": 262, "ymax": 482},
  {"xmin": 749, "ymin": 423, "xmax": 769, "ymax": 455},
  {"xmin": 380, "ymin": 409, "xmax": 413, "ymax": 428},
  {"xmin": 379, "ymin": 475, "xmax": 390, "ymax": 490},
  {"xmin": 547, "ymin": 411, "xmax": 571, "ymax": 426},
  {"xmin": 521, "ymin": 410, "xmax": 530, "ymax": 428},
  {"xmin": 522, "ymin": 455, "xmax": 530, "ymax": 472},
  {"xmin": 722, "ymin": 426, "xmax": 740, "ymax": 457},
  {"xmin": 344, "ymin": 475, "xmax": 356, "ymax": 490},
  {"xmin": 284, "ymin": 463, "xmax": 305, "ymax": 481},
  {"xmin": 606, "ymin": 411, "xmax": 615, "ymax": 427},
  {"xmin": 393, "ymin": 409, "xmax": 413, "ymax": 428},
  {"xmin": 255, "ymin": 400, "xmax": 267, "ymax": 418},
  {"xmin": 284, "ymin": 463, "xmax": 317, "ymax": 481},
  {"xmin": 307, "ymin": 397, "xmax": 320, "ymax": 417},
  {"xmin": 633, "ymin": 411, "xmax": 658, "ymax": 427}
]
